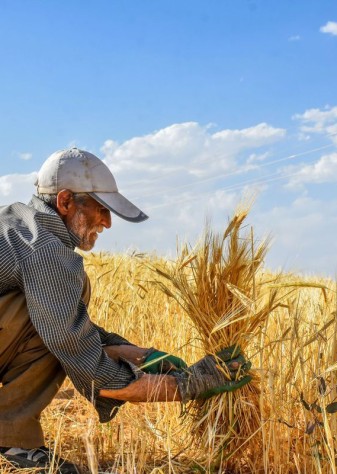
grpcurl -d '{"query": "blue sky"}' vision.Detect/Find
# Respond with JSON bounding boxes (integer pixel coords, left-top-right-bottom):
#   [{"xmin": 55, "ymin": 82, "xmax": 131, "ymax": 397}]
[{"xmin": 1, "ymin": 1, "xmax": 337, "ymax": 275}]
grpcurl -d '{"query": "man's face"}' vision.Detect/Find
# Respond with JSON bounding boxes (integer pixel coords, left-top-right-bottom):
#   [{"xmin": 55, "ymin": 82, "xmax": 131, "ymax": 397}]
[{"xmin": 66, "ymin": 194, "xmax": 112, "ymax": 251}]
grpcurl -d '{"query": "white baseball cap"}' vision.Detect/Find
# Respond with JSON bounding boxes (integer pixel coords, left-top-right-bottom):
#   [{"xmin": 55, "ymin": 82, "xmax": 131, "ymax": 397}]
[{"xmin": 36, "ymin": 148, "xmax": 148, "ymax": 223}]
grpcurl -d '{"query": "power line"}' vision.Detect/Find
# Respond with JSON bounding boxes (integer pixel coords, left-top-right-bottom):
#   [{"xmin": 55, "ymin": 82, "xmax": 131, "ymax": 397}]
[
  {"xmin": 125, "ymin": 139, "xmax": 337, "ymax": 203},
  {"xmin": 144, "ymin": 167, "xmax": 315, "ymax": 211},
  {"xmin": 123, "ymin": 132, "xmax": 337, "ymax": 191}
]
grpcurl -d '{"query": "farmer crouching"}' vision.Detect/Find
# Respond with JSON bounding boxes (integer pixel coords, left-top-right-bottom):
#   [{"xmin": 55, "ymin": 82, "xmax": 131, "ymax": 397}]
[{"xmin": 0, "ymin": 148, "xmax": 251, "ymax": 473}]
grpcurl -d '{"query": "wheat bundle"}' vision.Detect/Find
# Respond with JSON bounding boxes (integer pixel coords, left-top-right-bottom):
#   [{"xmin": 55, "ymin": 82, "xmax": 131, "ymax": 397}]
[{"xmin": 152, "ymin": 208, "xmax": 281, "ymax": 472}]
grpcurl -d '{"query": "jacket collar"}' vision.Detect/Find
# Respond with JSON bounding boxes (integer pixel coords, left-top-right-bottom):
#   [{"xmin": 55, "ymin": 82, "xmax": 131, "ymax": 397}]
[{"xmin": 28, "ymin": 195, "xmax": 81, "ymax": 250}]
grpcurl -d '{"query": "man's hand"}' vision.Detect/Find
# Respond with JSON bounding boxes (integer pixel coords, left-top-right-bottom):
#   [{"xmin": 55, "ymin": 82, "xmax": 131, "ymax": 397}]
[
  {"xmin": 215, "ymin": 345, "xmax": 252, "ymax": 381},
  {"xmin": 197, "ymin": 374, "xmax": 252, "ymax": 399},
  {"xmin": 142, "ymin": 349, "xmax": 188, "ymax": 374},
  {"xmin": 197, "ymin": 345, "xmax": 252, "ymax": 398},
  {"xmin": 173, "ymin": 344, "xmax": 252, "ymax": 402},
  {"xmin": 103, "ymin": 345, "xmax": 187, "ymax": 374},
  {"xmin": 104, "ymin": 345, "xmax": 148, "ymax": 366}
]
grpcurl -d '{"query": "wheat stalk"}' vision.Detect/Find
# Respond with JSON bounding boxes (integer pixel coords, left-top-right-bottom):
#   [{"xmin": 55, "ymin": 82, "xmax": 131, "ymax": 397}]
[{"xmin": 150, "ymin": 207, "xmax": 285, "ymax": 471}]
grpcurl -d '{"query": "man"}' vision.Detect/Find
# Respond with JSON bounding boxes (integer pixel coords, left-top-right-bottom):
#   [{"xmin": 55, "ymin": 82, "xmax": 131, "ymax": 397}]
[{"xmin": 0, "ymin": 148, "xmax": 251, "ymax": 473}]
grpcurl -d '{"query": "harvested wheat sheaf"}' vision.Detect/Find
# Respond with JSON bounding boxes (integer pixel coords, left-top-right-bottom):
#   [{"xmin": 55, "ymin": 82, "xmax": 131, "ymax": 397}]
[{"xmin": 151, "ymin": 208, "xmax": 288, "ymax": 472}]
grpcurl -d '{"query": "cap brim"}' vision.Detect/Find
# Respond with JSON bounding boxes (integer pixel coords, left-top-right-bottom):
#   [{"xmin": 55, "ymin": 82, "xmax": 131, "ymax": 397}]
[{"xmin": 89, "ymin": 192, "xmax": 149, "ymax": 223}]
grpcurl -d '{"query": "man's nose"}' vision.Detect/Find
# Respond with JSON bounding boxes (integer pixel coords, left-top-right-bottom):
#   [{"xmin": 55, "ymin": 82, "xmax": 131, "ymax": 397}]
[{"xmin": 101, "ymin": 210, "xmax": 112, "ymax": 229}]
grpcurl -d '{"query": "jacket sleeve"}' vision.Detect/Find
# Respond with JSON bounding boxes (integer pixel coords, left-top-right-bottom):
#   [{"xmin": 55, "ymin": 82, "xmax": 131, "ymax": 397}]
[
  {"xmin": 94, "ymin": 323, "xmax": 135, "ymax": 346},
  {"xmin": 20, "ymin": 240, "xmax": 141, "ymax": 421}
]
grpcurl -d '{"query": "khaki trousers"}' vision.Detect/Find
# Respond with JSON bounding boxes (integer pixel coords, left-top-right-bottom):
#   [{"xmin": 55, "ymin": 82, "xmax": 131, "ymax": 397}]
[{"xmin": 0, "ymin": 279, "xmax": 91, "ymax": 448}]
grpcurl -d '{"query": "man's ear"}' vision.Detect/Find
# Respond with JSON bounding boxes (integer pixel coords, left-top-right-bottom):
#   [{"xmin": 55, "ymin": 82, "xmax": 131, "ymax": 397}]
[{"xmin": 56, "ymin": 189, "xmax": 74, "ymax": 216}]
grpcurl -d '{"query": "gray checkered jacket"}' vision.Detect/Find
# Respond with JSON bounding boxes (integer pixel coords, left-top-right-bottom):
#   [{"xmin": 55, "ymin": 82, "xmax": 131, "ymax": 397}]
[{"xmin": 0, "ymin": 195, "xmax": 140, "ymax": 422}]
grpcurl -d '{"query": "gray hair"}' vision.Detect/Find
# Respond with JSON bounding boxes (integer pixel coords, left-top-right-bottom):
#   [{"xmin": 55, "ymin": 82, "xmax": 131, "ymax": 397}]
[{"xmin": 37, "ymin": 193, "xmax": 58, "ymax": 210}]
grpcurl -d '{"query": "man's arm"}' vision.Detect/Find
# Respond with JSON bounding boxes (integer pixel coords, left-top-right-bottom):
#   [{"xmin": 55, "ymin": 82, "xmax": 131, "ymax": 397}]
[
  {"xmin": 20, "ymin": 240, "xmax": 140, "ymax": 408},
  {"xmin": 99, "ymin": 374, "xmax": 181, "ymax": 402},
  {"xmin": 94, "ymin": 323, "xmax": 136, "ymax": 347},
  {"xmin": 103, "ymin": 344, "xmax": 148, "ymax": 365},
  {"xmin": 99, "ymin": 347, "xmax": 252, "ymax": 403}
]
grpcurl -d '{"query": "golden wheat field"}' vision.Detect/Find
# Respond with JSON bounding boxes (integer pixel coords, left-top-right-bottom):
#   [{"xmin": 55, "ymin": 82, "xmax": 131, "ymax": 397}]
[{"xmin": 2, "ymin": 212, "xmax": 337, "ymax": 474}]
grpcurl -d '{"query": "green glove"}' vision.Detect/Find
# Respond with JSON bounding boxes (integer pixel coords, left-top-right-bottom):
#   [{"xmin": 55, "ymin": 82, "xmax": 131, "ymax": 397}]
[
  {"xmin": 174, "ymin": 345, "xmax": 252, "ymax": 402},
  {"xmin": 142, "ymin": 349, "xmax": 188, "ymax": 374},
  {"xmin": 198, "ymin": 374, "xmax": 253, "ymax": 399},
  {"xmin": 216, "ymin": 344, "xmax": 242, "ymax": 361}
]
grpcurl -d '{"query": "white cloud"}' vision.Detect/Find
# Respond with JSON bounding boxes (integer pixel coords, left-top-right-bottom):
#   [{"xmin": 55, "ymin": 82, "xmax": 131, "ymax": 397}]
[
  {"xmin": 18, "ymin": 152, "xmax": 32, "ymax": 161},
  {"xmin": 293, "ymin": 105, "xmax": 337, "ymax": 144},
  {"xmin": 254, "ymin": 196, "xmax": 337, "ymax": 275},
  {"xmin": 288, "ymin": 35, "xmax": 301, "ymax": 41},
  {"xmin": 101, "ymin": 121, "xmax": 285, "ymax": 181},
  {"xmin": 0, "ymin": 172, "xmax": 37, "ymax": 204},
  {"xmin": 320, "ymin": 21, "xmax": 337, "ymax": 36},
  {"xmin": 285, "ymin": 105, "xmax": 337, "ymax": 188},
  {"xmin": 212, "ymin": 122, "xmax": 284, "ymax": 144},
  {"xmin": 286, "ymin": 152, "xmax": 337, "ymax": 187},
  {"xmin": 102, "ymin": 122, "xmax": 207, "ymax": 175},
  {"xmin": 246, "ymin": 152, "xmax": 270, "ymax": 165},
  {"xmin": 293, "ymin": 105, "xmax": 337, "ymax": 126},
  {"xmin": 297, "ymin": 132, "xmax": 311, "ymax": 141}
]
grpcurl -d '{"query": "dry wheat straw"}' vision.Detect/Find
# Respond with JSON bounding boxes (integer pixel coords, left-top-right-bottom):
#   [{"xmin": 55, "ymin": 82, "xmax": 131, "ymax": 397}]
[{"xmin": 149, "ymin": 207, "xmax": 284, "ymax": 472}]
